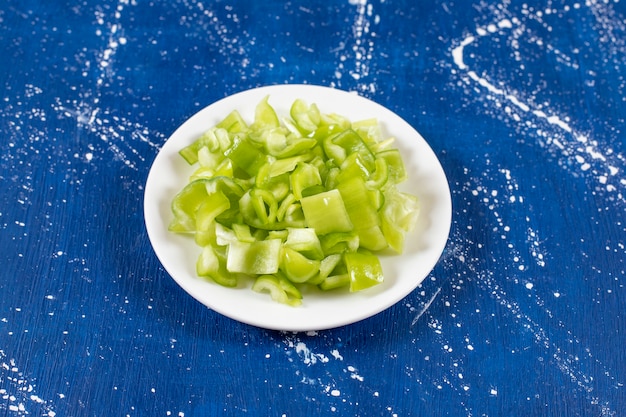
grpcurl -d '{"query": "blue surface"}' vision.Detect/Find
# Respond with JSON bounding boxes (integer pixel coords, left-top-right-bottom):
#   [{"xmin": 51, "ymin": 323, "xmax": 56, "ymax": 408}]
[{"xmin": 1, "ymin": 0, "xmax": 625, "ymax": 416}]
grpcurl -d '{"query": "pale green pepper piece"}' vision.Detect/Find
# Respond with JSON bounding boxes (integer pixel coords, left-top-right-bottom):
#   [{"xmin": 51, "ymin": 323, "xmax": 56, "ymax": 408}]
[
  {"xmin": 291, "ymin": 162, "xmax": 322, "ymax": 200},
  {"xmin": 224, "ymin": 136, "xmax": 268, "ymax": 177},
  {"xmin": 319, "ymin": 112, "xmax": 351, "ymax": 131},
  {"xmin": 276, "ymin": 193, "xmax": 297, "ymax": 223},
  {"xmin": 232, "ymin": 223, "xmax": 255, "ymax": 243},
  {"xmin": 195, "ymin": 191, "xmax": 230, "ymax": 232},
  {"xmin": 253, "ymin": 128, "xmax": 288, "ymax": 155},
  {"xmin": 281, "ymin": 202, "xmax": 306, "ymax": 228},
  {"xmin": 280, "ymin": 247, "xmax": 320, "ymax": 283},
  {"xmin": 377, "ymin": 148, "xmax": 407, "ymax": 184},
  {"xmin": 322, "ymin": 134, "xmax": 347, "ymax": 164},
  {"xmin": 197, "ymin": 245, "xmax": 237, "ymax": 287},
  {"xmin": 252, "ymin": 273, "xmax": 302, "ymax": 307},
  {"xmin": 290, "ymin": 99, "xmax": 321, "ymax": 134},
  {"xmin": 319, "ymin": 273, "xmax": 350, "ymax": 291},
  {"xmin": 216, "ymin": 109, "xmax": 249, "ymax": 133},
  {"xmin": 272, "ymin": 137, "xmax": 318, "ymax": 159},
  {"xmin": 250, "ymin": 188, "xmax": 278, "ymax": 225},
  {"xmin": 284, "ymin": 227, "xmax": 324, "ymax": 260},
  {"xmin": 169, "ymin": 177, "xmax": 244, "ymax": 233},
  {"xmin": 211, "ymin": 177, "xmax": 247, "ymax": 227},
  {"xmin": 352, "ymin": 118, "xmax": 382, "ymax": 147},
  {"xmin": 226, "ymin": 238, "xmax": 282, "ymax": 275},
  {"xmin": 369, "ymin": 137, "xmax": 396, "ymax": 153},
  {"xmin": 252, "ymin": 95, "xmax": 280, "ymax": 130},
  {"xmin": 197, "ymin": 143, "xmax": 224, "ymax": 168},
  {"xmin": 345, "ymin": 250, "xmax": 384, "ymax": 292},
  {"xmin": 319, "ymin": 232, "xmax": 360, "ymax": 255},
  {"xmin": 381, "ymin": 215, "xmax": 405, "ymax": 254},
  {"xmin": 300, "ymin": 184, "xmax": 326, "ymax": 198},
  {"xmin": 308, "ymin": 253, "xmax": 342, "ymax": 285},
  {"xmin": 267, "ymin": 229, "xmax": 289, "ymax": 240},
  {"xmin": 255, "ymin": 171, "xmax": 290, "ymax": 202},
  {"xmin": 239, "ymin": 191, "xmax": 304, "ymax": 230},
  {"xmin": 382, "ymin": 189, "xmax": 419, "ymax": 232},
  {"xmin": 179, "ymin": 143, "xmax": 201, "ymax": 165},
  {"xmin": 336, "ymin": 152, "xmax": 370, "ymax": 184},
  {"xmin": 328, "ymin": 128, "xmax": 375, "ymax": 170},
  {"xmin": 190, "ymin": 155, "xmax": 234, "ymax": 182},
  {"xmin": 169, "ymin": 179, "xmax": 214, "ymax": 232},
  {"xmin": 323, "ymin": 165, "xmax": 340, "ymax": 190},
  {"xmin": 365, "ymin": 157, "xmax": 389, "ymax": 190},
  {"xmin": 215, "ymin": 223, "xmax": 237, "ymax": 246},
  {"xmin": 355, "ymin": 225, "xmax": 387, "ymax": 252},
  {"xmin": 194, "ymin": 191, "xmax": 230, "ymax": 246},
  {"xmin": 179, "ymin": 113, "xmax": 246, "ymax": 165},
  {"xmin": 200, "ymin": 128, "xmax": 225, "ymax": 153},
  {"xmin": 367, "ymin": 188, "xmax": 385, "ymax": 211},
  {"xmin": 300, "ymin": 189, "xmax": 353, "ymax": 235},
  {"xmin": 336, "ymin": 176, "xmax": 388, "ymax": 251},
  {"xmin": 257, "ymin": 153, "xmax": 313, "ymax": 182},
  {"xmin": 336, "ymin": 176, "xmax": 380, "ymax": 231},
  {"xmin": 380, "ymin": 189, "xmax": 419, "ymax": 253}
]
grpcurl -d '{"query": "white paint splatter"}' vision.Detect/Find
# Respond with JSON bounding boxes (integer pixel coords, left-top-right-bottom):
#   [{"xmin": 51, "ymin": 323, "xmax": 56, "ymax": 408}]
[
  {"xmin": 52, "ymin": 97, "xmax": 163, "ymax": 171},
  {"xmin": 347, "ymin": 365, "xmax": 364, "ymax": 382},
  {"xmin": 178, "ymin": 0, "xmax": 255, "ymax": 86},
  {"xmin": 287, "ymin": 340, "xmax": 330, "ymax": 366},
  {"xmin": 411, "ymin": 287, "xmax": 442, "ymax": 325},
  {"xmin": 47, "ymin": 0, "xmax": 164, "ymax": 172},
  {"xmin": 332, "ymin": 0, "xmax": 378, "ymax": 94},
  {"xmin": 451, "ymin": 7, "xmax": 626, "ymax": 202},
  {"xmin": 330, "ymin": 349, "xmax": 343, "ymax": 360},
  {"xmin": 0, "ymin": 350, "xmax": 57, "ymax": 416},
  {"xmin": 94, "ymin": 0, "xmax": 137, "ymax": 85},
  {"xmin": 445, "ymin": 177, "xmax": 622, "ymax": 416}
]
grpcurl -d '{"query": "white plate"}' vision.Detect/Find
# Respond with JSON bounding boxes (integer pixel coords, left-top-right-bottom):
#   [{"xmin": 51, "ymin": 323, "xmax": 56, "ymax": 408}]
[{"xmin": 144, "ymin": 84, "xmax": 451, "ymax": 331}]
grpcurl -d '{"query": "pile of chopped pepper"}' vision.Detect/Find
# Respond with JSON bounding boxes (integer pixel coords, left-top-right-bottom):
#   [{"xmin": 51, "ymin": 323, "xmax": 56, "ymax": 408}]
[{"xmin": 169, "ymin": 96, "xmax": 419, "ymax": 306}]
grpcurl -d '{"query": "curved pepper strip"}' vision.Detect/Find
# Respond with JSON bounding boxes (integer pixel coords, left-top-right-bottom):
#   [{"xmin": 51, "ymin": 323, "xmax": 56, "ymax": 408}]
[
  {"xmin": 377, "ymin": 148, "xmax": 407, "ymax": 184},
  {"xmin": 196, "ymin": 245, "xmax": 237, "ymax": 287},
  {"xmin": 239, "ymin": 190, "xmax": 305, "ymax": 230},
  {"xmin": 252, "ymin": 95, "xmax": 280, "ymax": 130},
  {"xmin": 328, "ymin": 128, "xmax": 376, "ymax": 171},
  {"xmin": 280, "ymin": 247, "xmax": 320, "ymax": 283},
  {"xmin": 169, "ymin": 176, "xmax": 244, "ymax": 232},
  {"xmin": 319, "ymin": 274, "xmax": 350, "ymax": 291},
  {"xmin": 226, "ymin": 238, "xmax": 282, "ymax": 275},
  {"xmin": 252, "ymin": 273, "xmax": 302, "ymax": 307},
  {"xmin": 250, "ymin": 188, "xmax": 278, "ymax": 225},
  {"xmin": 345, "ymin": 250, "xmax": 384, "ymax": 292},
  {"xmin": 290, "ymin": 99, "xmax": 321, "ymax": 134},
  {"xmin": 224, "ymin": 136, "xmax": 268, "ymax": 177},
  {"xmin": 291, "ymin": 162, "xmax": 322, "ymax": 200},
  {"xmin": 179, "ymin": 110, "xmax": 246, "ymax": 165},
  {"xmin": 273, "ymin": 137, "xmax": 318, "ymax": 159},
  {"xmin": 365, "ymin": 157, "xmax": 389, "ymax": 190}
]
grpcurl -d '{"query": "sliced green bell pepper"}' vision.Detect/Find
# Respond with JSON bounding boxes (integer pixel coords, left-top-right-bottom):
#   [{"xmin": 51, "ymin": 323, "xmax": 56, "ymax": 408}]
[
  {"xmin": 300, "ymin": 189, "xmax": 353, "ymax": 235},
  {"xmin": 226, "ymin": 238, "xmax": 282, "ymax": 275},
  {"xmin": 252, "ymin": 273, "xmax": 302, "ymax": 307},
  {"xmin": 345, "ymin": 250, "xmax": 384, "ymax": 292},
  {"xmin": 280, "ymin": 247, "xmax": 320, "ymax": 283},
  {"xmin": 169, "ymin": 96, "xmax": 421, "ymax": 304}
]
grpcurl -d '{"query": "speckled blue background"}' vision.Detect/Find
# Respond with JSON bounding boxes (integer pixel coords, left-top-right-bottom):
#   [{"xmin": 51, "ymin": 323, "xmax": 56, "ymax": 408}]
[{"xmin": 1, "ymin": 1, "xmax": 625, "ymax": 416}]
